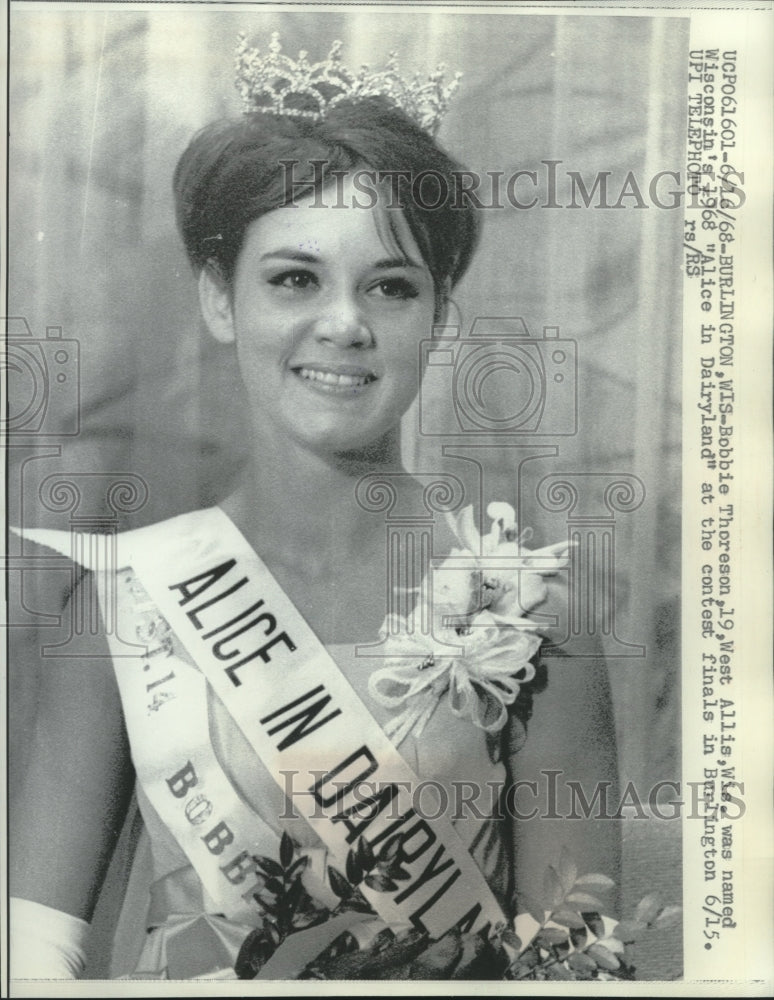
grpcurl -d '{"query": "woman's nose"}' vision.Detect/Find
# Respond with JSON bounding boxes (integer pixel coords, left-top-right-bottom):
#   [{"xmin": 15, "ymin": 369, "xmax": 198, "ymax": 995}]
[{"xmin": 312, "ymin": 294, "xmax": 373, "ymax": 348}]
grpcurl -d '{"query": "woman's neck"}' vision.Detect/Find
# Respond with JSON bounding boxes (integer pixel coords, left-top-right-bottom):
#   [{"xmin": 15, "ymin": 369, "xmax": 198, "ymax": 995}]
[{"xmin": 221, "ymin": 429, "xmax": 414, "ymax": 574}]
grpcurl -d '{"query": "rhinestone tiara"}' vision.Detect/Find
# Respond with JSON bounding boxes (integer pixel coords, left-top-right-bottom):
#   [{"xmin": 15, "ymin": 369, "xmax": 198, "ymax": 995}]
[{"xmin": 234, "ymin": 32, "xmax": 462, "ymax": 136}]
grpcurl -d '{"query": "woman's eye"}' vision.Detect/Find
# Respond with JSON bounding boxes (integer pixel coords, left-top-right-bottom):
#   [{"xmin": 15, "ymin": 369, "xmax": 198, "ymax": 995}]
[
  {"xmin": 269, "ymin": 269, "xmax": 318, "ymax": 291},
  {"xmin": 372, "ymin": 277, "xmax": 420, "ymax": 300}
]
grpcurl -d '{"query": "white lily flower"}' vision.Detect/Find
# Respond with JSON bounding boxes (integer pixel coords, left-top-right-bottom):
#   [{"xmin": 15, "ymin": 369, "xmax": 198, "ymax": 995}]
[{"xmin": 371, "ymin": 500, "xmax": 571, "ymax": 746}]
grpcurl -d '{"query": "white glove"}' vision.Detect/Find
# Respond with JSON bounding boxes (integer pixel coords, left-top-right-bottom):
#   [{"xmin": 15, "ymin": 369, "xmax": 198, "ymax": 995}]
[{"xmin": 10, "ymin": 897, "xmax": 90, "ymax": 979}]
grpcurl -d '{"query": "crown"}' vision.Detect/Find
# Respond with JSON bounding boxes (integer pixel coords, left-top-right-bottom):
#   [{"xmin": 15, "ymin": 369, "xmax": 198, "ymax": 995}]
[{"xmin": 234, "ymin": 32, "xmax": 462, "ymax": 136}]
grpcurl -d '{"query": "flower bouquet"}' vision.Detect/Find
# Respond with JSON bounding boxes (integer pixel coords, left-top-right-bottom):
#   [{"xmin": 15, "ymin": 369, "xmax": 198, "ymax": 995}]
[
  {"xmin": 230, "ymin": 504, "xmax": 681, "ymax": 981},
  {"xmin": 233, "ymin": 833, "xmax": 681, "ymax": 981}
]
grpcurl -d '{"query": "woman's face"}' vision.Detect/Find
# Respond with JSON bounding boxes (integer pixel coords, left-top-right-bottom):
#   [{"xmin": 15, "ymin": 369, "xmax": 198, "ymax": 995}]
[{"xmin": 201, "ymin": 175, "xmax": 439, "ymax": 457}]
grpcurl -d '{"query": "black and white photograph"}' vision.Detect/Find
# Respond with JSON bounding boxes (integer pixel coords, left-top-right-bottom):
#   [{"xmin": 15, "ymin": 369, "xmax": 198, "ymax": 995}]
[{"xmin": 3, "ymin": 1, "xmax": 772, "ymax": 994}]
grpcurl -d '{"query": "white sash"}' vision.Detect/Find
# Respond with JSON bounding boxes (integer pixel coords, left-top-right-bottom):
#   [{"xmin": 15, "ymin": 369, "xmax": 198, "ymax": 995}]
[
  {"xmin": 21, "ymin": 509, "xmax": 506, "ymax": 939},
  {"xmin": 109, "ymin": 565, "xmax": 281, "ymax": 924}
]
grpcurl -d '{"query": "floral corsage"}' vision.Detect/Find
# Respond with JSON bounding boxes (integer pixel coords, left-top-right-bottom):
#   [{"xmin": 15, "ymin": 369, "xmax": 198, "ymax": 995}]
[{"xmin": 367, "ymin": 502, "xmax": 571, "ymax": 746}]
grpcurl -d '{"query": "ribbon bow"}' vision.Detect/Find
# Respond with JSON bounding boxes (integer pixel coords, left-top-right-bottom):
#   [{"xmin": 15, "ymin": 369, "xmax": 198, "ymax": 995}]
[
  {"xmin": 369, "ymin": 502, "xmax": 571, "ymax": 747},
  {"xmin": 368, "ymin": 625, "xmax": 540, "ymax": 747}
]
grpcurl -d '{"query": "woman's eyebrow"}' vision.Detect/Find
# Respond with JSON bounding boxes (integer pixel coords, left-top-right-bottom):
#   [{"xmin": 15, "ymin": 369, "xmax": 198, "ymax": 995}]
[
  {"xmin": 260, "ymin": 249, "xmax": 320, "ymax": 263},
  {"xmin": 371, "ymin": 256, "xmax": 423, "ymax": 271},
  {"xmin": 260, "ymin": 250, "xmax": 423, "ymax": 270}
]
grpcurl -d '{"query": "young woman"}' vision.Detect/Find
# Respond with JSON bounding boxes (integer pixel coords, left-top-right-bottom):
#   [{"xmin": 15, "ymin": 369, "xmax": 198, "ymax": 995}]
[{"xmin": 10, "ymin": 36, "xmax": 619, "ymax": 980}]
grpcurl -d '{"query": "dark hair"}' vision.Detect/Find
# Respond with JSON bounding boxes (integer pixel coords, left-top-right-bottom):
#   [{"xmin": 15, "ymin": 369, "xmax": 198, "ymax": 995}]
[{"xmin": 173, "ymin": 97, "xmax": 482, "ymax": 311}]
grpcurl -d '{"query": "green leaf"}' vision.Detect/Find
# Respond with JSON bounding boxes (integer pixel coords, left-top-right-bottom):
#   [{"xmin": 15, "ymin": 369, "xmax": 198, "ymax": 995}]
[
  {"xmin": 634, "ymin": 893, "xmax": 662, "ymax": 925},
  {"xmin": 292, "ymin": 903, "xmax": 329, "ymax": 931},
  {"xmin": 517, "ymin": 948, "xmax": 539, "ymax": 969},
  {"xmin": 569, "ymin": 925, "xmax": 588, "ymax": 950},
  {"xmin": 364, "ymin": 871, "xmax": 398, "ymax": 893},
  {"xmin": 253, "ymin": 855, "xmax": 284, "ymax": 878},
  {"xmin": 587, "ymin": 942, "xmax": 621, "ymax": 971},
  {"xmin": 384, "ymin": 862, "xmax": 411, "ymax": 881},
  {"xmin": 261, "ymin": 876, "xmax": 283, "ymax": 896},
  {"xmin": 235, "ymin": 928, "xmax": 276, "ymax": 980},
  {"xmin": 582, "ymin": 912, "xmax": 605, "ymax": 938},
  {"xmin": 543, "ymin": 865, "xmax": 565, "ymax": 908},
  {"xmin": 535, "ymin": 926, "xmax": 569, "ymax": 947},
  {"xmin": 286, "ymin": 855, "xmax": 309, "ymax": 880},
  {"xmin": 508, "ymin": 960, "xmax": 536, "ymax": 980},
  {"xmin": 517, "ymin": 894, "xmax": 547, "ymax": 925},
  {"xmin": 567, "ymin": 951, "xmax": 598, "ymax": 975},
  {"xmin": 311, "ymin": 926, "xmax": 424, "ymax": 978},
  {"xmin": 378, "ymin": 837, "xmax": 402, "ymax": 863},
  {"xmin": 566, "ymin": 891, "xmax": 605, "ymax": 910},
  {"xmin": 558, "ymin": 847, "xmax": 578, "ymax": 893},
  {"xmin": 279, "ymin": 831, "xmax": 294, "ymax": 869},
  {"xmin": 546, "ymin": 961, "xmax": 574, "ymax": 980},
  {"xmin": 341, "ymin": 896, "xmax": 375, "ymax": 915},
  {"xmin": 499, "ymin": 927, "xmax": 522, "ymax": 951},
  {"xmin": 551, "ymin": 908, "xmax": 586, "ymax": 929},
  {"xmin": 573, "ymin": 872, "xmax": 615, "ymax": 890},
  {"xmin": 285, "ymin": 877, "xmax": 305, "ymax": 913},
  {"xmin": 654, "ymin": 904, "xmax": 682, "ymax": 930},
  {"xmin": 328, "ymin": 866, "xmax": 352, "ymax": 900},
  {"xmin": 612, "ymin": 919, "xmax": 648, "ymax": 943},
  {"xmin": 356, "ymin": 836, "xmax": 376, "ymax": 872},
  {"xmin": 345, "ymin": 850, "xmax": 364, "ymax": 887}
]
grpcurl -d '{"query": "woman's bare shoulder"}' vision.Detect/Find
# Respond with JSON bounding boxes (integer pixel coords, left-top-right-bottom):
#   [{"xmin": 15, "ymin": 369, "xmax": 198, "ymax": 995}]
[
  {"xmin": 10, "ymin": 549, "xmax": 134, "ymax": 917},
  {"xmin": 10, "ymin": 537, "xmax": 117, "ymax": 665}
]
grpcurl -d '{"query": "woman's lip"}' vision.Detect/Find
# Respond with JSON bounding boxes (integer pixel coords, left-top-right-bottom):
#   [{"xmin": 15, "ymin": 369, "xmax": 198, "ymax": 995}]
[
  {"xmin": 291, "ymin": 363, "xmax": 377, "ymax": 378},
  {"xmin": 291, "ymin": 364, "xmax": 378, "ymax": 392}
]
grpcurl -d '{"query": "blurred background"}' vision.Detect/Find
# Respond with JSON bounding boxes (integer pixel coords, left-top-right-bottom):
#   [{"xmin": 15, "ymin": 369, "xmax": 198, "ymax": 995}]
[{"xmin": 8, "ymin": 6, "xmax": 686, "ymax": 978}]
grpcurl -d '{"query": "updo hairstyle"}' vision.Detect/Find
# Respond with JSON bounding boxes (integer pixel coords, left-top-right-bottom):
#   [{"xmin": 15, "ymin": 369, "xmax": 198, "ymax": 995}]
[{"xmin": 173, "ymin": 98, "xmax": 482, "ymax": 315}]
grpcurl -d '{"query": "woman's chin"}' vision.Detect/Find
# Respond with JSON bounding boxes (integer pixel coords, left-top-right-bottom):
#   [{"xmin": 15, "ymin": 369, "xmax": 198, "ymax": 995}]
[{"xmin": 296, "ymin": 424, "xmax": 400, "ymax": 465}]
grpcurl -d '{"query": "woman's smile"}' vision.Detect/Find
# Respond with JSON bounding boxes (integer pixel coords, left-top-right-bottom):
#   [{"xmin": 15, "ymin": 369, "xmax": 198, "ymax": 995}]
[
  {"xmin": 291, "ymin": 363, "xmax": 378, "ymax": 393},
  {"xmin": 201, "ymin": 173, "xmax": 439, "ymax": 455}
]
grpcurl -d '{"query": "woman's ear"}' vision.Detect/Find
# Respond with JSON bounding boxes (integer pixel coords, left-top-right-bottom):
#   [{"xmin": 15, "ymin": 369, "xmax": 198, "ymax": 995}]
[{"xmin": 198, "ymin": 262, "xmax": 235, "ymax": 344}]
